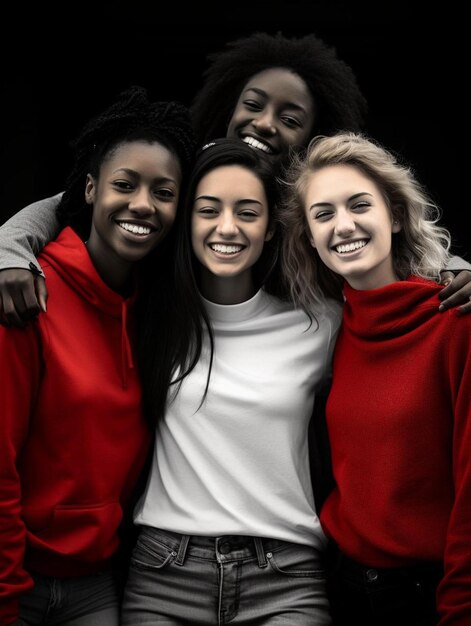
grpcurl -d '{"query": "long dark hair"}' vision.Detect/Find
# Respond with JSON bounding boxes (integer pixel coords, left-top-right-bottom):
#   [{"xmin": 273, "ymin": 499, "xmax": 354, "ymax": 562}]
[{"xmin": 137, "ymin": 138, "xmax": 283, "ymax": 426}]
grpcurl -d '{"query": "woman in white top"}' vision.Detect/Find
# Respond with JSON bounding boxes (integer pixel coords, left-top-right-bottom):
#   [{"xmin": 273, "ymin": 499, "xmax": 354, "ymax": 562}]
[{"xmin": 121, "ymin": 138, "xmax": 341, "ymax": 625}]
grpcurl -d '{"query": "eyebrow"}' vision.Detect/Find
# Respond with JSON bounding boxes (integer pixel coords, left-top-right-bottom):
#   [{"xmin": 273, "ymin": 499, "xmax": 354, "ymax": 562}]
[
  {"xmin": 309, "ymin": 192, "xmax": 373, "ymax": 211},
  {"xmin": 244, "ymin": 87, "xmax": 307, "ymax": 114},
  {"xmin": 195, "ymin": 194, "xmax": 263, "ymax": 207},
  {"xmin": 112, "ymin": 168, "xmax": 177, "ymax": 184}
]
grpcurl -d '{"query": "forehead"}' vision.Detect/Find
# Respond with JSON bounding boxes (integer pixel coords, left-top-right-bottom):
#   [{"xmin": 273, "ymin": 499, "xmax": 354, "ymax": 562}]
[
  {"xmin": 196, "ymin": 164, "xmax": 266, "ymax": 198},
  {"xmin": 306, "ymin": 164, "xmax": 382, "ymax": 200},
  {"xmin": 103, "ymin": 140, "xmax": 182, "ymax": 177},
  {"xmin": 241, "ymin": 67, "xmax": 314, "ymax": 110}
]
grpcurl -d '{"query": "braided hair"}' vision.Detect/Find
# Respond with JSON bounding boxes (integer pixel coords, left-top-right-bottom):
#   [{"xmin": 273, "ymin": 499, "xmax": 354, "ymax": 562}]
[
  {"xmin": 191, "ymin": 31, "xmax": 368, "ymax": 148},
  {"xmin": 57, "ymin": 85, "xmax": 196, "ymax": 238}
]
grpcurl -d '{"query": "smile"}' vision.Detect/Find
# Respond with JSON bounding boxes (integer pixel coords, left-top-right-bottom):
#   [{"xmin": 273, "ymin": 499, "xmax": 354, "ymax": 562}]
[
  {"xmin": 209, "ymin": 243, "xmax": 245, "ymax": 255},
  {"xmin": 242, "ymin": 136, "xmax": 274, "ymax": 155},
  {"xmin": 117, "ymin": 221, "xmax": 155, "ymax": 236},
  {"xmin": 334, "ymin": 239, "xmax": 368, "ymax": 254}
]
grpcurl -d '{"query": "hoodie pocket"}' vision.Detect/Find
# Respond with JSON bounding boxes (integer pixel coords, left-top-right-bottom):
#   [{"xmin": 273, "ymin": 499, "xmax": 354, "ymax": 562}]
[{"xmin": 24, "ymin": 502, "xmax": 123, "ymax": 562}]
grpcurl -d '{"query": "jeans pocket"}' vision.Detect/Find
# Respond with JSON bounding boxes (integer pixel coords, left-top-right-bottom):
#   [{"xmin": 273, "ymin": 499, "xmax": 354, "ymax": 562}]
[
  {"xmin": 267, "ymin": 544, "xmax": 325, "ymax": 579},
  {"xmin": 130, "ymin": 529, "xmax": 176, "ymax": 571}
]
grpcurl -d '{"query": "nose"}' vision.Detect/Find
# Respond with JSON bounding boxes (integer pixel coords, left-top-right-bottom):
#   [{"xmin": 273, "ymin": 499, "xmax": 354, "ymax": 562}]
[
  {"xmin": 252, "ymin": 110, "xmax": 276, "ymax": 136},
  {"xmin": 334, "ymin": 210, "xmax": 356, "ymax": 237},
  {"xmin": 216, "ymin": 211, "xmax": 238, "ymax": 237},
  {"xmin": 128, "ymin": 187, "xmax": 155, "ymax": 216}
]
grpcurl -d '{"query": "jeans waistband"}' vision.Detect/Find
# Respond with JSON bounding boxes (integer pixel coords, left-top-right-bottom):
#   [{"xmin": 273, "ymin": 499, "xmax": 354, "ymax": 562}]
[
  {"xmin": 328, "ymin": 545, "xmax": 443, "ymax": 586},
  {"xmin": 138, "ymin": 526, "xmax": 295, "ymax": 568}
]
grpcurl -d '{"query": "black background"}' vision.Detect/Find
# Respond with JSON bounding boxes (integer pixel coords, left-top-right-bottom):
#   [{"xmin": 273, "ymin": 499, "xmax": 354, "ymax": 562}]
[{"xmin": 2, "ymin": 2, "xmax": 467, "ymax": 260}]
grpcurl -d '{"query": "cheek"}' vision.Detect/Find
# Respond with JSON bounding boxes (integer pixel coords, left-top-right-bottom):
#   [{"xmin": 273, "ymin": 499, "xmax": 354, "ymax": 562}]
[
  {"xmin": 228, "ymin": 104, "xmax": 246, "ymax": 127},
  {"xmin": 191, "ymin": 221, "xmax": 205, "ymax": 253}
]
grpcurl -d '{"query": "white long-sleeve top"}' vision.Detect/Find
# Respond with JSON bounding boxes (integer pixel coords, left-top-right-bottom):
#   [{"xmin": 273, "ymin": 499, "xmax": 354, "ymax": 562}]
[{"xmin": 134, "ymin": 289, "xmax": 341, "ymax": 548}]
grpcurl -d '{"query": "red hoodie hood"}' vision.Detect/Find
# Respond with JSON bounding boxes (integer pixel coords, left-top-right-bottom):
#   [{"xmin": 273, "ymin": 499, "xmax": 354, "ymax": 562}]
[{"xmin": 40, "ymin": 226, "xmax": 137, "ymax": 387}]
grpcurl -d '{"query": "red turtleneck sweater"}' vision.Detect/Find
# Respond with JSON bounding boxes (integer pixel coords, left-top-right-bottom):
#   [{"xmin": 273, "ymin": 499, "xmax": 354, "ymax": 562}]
[
  {"xmin": 320, "ymin": 276, "xmax": 471, "ymax": 625},
  {"xmin": 0, "ymin": 227, "xmax": 152, "ymax": 624}
]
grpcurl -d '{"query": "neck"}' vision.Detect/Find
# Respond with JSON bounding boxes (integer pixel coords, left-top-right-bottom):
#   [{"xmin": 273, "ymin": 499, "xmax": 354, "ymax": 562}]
[
  {"xmin": 198, "ymin": 270, "xmax": 256, "ymax": 304},
  {"xmin": 85, "ymin": 238, "xmax": 132, "ymax": 297}
]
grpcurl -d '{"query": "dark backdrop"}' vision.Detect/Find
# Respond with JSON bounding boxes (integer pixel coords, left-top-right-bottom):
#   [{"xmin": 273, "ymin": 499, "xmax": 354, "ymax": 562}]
[{"xmin": 2, "ymin": 2, "xmax": 467, "ymax": 260}]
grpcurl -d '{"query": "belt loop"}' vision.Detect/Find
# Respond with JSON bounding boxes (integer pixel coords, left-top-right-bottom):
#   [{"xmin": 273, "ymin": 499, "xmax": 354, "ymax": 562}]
[
  {"xmin": 174, "ymin": 534, "xmax": 190, "ymax": 566},
  {"xmin": 254, "ymin": 537, "xmax": 268, "ymax": 568}
]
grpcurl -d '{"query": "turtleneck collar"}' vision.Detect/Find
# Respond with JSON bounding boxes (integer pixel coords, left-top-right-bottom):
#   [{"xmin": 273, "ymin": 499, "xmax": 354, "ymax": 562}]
[
  {"xmin": 201, "ymin": 288, "xmax": 270, "ymax": 323},
  {"xmin": 342, "ymin": 276, "xmax": 442, "ymax": 339}
]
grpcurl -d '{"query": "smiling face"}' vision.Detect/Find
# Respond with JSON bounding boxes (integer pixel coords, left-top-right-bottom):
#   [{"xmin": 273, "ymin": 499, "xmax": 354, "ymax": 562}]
[
  {"xmin": 226, "ymin": 67, "xmax": 315, "ymax": 166},
  {"xmin": 191, "ymin": 164, "xmax": 273, "ymax": 303},
  {"xmin": 304, "ymin": 164, "xmax": 401, "ymax": 290},
  {"xmin": 85, "ymin": 140, "xmax": 181, "ymax": 291}
]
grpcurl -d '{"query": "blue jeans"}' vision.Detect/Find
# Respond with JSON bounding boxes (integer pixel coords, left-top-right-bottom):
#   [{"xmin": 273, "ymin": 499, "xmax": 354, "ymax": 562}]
[
  {"xmin": 18, "ymin": 569, "xmax": 122, "ymax": 625},
  {"xmin": 121, "ymin": 526, "xmax": 332, "ymax": 625}
]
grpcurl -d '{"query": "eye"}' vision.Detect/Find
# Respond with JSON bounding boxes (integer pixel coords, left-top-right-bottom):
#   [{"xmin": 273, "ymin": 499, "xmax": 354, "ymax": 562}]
[
  {"xmin": 154, "ymin": 188, "xmax": 176, "ymax": 201},
  {"xmin": 239, "ymin": 210, "xmax": 259, "ymax": 220},
  {"xmin": 195, "ymin": 206, "xmax": 219, "ymax": 217},
  {"xmin": 351, "ymin": 201, "xmax": 371, "ymax": 212},
  {"xmin": 314, "ymin": 209, "xmax": 334, "ymax": 221},
  {"xmin": 243, "ymin": 99, "xmax": 263, "ymax": 112},
  {"xmin": 113, "ymin": 179, "xmax": 134, "ymax": 191},
  {"xmin": 280, "ymin": 115, "xmax": 302, "ymax": 129}
]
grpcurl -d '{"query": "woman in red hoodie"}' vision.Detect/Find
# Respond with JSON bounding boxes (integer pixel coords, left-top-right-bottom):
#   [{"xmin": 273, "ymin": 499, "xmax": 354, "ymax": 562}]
[
  {"xmin": 280, "ymin": 132, "xmax": 471, "ymax": 625},
  {"xmin": 0, "ymin": 86, "xmax": 195, "ymax": 626}
]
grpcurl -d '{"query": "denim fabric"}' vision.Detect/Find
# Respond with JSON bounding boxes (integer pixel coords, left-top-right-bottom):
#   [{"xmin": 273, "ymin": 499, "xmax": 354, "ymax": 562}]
[
  {"xmin": 18, "ymin": 569, "xmax": 122, "ymax": 625},
  {"xmin": 121, "ymin": 526, "xmax": 332, "ymax": 625},
  {"xmin": 326, "ymin": 546, "xmax": 442, "ymax": 626}
]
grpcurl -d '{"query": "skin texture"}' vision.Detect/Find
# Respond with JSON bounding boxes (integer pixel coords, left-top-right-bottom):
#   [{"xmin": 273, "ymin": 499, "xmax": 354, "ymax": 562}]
[
  {"xmin": 85, "ymin": 141, "xmax": 181, "ymax": 293},
  {"xmin": 226, "ymin": 68, "xmax": 315, "ymax": 166},
  {"xmin": 191, "ymin": 164, "xmax": 273, "ymax": 305},
  {"xmin": 305, "ymin": 164, "xmax": 402, "ymax": 290}
]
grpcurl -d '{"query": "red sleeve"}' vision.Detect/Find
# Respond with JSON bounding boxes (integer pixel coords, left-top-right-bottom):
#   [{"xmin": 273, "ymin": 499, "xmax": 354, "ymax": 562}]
[
  {"xmin": 437, "ymin": 317, "xmax": 471, "ymax": 625},
  {"xmin": 0, "ymin": 323, "xmax": 42, "ymax": 623}
]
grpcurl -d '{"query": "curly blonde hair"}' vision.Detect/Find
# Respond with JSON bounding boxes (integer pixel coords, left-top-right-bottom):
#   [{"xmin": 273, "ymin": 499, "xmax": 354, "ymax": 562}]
[{"xmin": 279, "ymin": 132, "xmax": 451, "ymax": 311}]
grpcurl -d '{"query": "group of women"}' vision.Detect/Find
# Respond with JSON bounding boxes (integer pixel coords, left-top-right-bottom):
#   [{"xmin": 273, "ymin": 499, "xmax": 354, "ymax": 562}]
[{"xmin": 0, "ymin": 31, "xmax": 470, "ymax": 626}]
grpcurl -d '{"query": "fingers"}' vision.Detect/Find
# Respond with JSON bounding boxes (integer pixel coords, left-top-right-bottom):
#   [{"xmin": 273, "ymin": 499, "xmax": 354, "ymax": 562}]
[
  {"xmin": 439, "ymin": 270, "xmax": 454, "ymax": 287},
  {"xmin": 439, "ymin": 270, "xmax": 471, "ymax": 314},
  {"xmin": 35, "ymin": 276, "xmax": 48, "ymax": 312},
  {"xmin": 0, "ymin": 269, "xmax": 45, "ymax": 327}
]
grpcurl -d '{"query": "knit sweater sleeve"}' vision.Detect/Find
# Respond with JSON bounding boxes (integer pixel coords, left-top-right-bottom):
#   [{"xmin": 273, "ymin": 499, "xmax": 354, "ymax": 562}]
[
  {"xmin": 0, "ymin": 324, "xmax": 42, "ymax": 622},
  {"xmin": 0, "ymin": 193, "xmax": 63, "ymax": 277},
  {"xmin": 444, "ymin": 255, "xmax": 471, "ymax": 272},
  {"xmin": 437, "ymin": 316, "xmax": 471, "ymax": 625}
]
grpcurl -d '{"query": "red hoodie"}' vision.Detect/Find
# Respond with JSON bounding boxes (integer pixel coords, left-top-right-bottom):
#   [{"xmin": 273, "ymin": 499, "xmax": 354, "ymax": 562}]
[
  {"xmin": 320, "ymin": 277, "xmax": 471, "ymax": 626},
  {"xmin": 0, "ymin": 227, "xmax": 152, "ymax": 623}
]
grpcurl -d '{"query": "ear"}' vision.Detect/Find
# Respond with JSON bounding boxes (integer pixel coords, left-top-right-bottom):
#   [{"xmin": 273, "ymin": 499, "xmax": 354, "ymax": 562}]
[
  {"xmin": 308, "ymin": 233, "xmax": 316, "ymax": 248},
  {"xmin": 85, "ymin": 174, "xmax": 96, "ymax": 205},
  {"xmin": 264, "ymin": 219, "xmax": 276, "ymax": 242},
  {"xmin": 392, "ymin": 218, "xmax": 402, "ymax": 234}
]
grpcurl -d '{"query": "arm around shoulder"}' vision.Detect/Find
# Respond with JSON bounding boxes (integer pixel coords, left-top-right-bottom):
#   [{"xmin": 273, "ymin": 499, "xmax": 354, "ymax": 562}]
[{"xmin": 0, "ymin": 193, "xmax": 63, "ymax": 273}]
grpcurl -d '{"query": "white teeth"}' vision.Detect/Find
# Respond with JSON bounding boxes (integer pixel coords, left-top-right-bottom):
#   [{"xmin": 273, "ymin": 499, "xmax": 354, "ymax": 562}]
[
  {"xmin": 210, "ymin": 244, "xmax": 243, "ymax": 254},
  {"xmin": 335, "ymin": 240, "xmax": 367, "ymax": 254},
  {"xmin": 118, "ymin": 222, "xmax": 152, "ymax": 235},
  {"xmin": 242, "ymin": 136, "xmax": 273, "ymax": 154}
]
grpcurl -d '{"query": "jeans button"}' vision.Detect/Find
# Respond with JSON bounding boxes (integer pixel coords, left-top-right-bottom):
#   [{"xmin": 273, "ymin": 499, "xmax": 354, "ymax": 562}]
[
  {"xmin": 366, "ymin": 568, "xmax": 378, "ymax": 582},
  {"xmin": 219, "ymin": 541, "xmax": 231, "ymax": 554}
]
